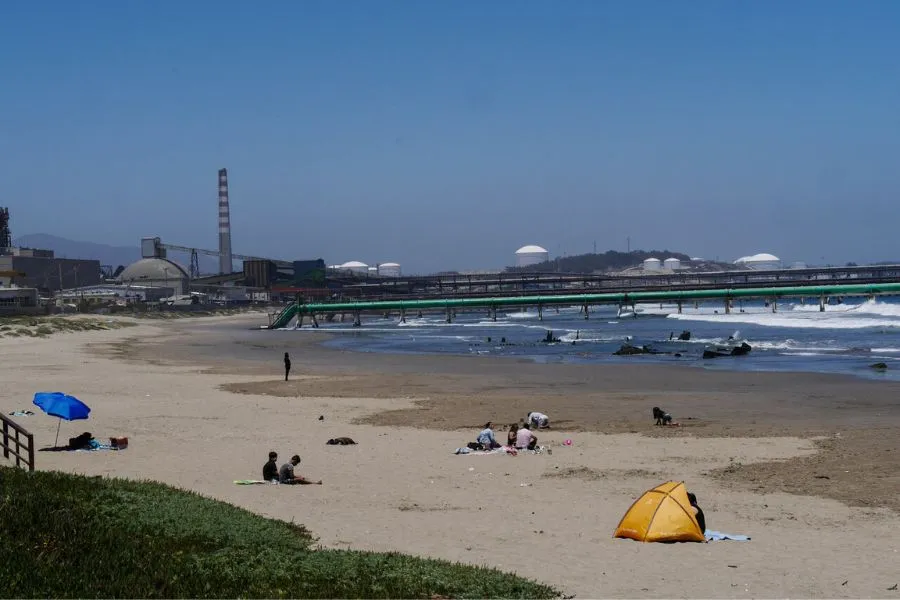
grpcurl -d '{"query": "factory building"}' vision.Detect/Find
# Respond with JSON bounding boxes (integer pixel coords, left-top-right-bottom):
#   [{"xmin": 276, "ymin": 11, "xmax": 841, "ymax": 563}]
[
  {"xmin": 515, "ymin": 245, "xmax": 549, "ymax": 268},
  {"xmin": 0, "ymin": 249, "xmax": 100, "ymax": 293},
  {"xmin": 0, "ymin": 286, "xmax": 40, "ymax": 314}
]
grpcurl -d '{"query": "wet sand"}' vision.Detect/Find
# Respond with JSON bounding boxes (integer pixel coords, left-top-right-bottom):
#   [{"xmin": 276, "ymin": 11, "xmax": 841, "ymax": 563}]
[{"xmin": 5, "ymin": 313, "xmax": 899, "ymax": 598}]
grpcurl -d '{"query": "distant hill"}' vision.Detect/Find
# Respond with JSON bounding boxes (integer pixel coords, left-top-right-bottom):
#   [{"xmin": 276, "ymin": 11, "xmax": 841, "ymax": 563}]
[
  {"xmin": 13, "ymin": 234, "xmax": 218, "ymax": 273},
  {"xmin": 507, "ymin": 250, "xmax": 701, "ymax": 273}
]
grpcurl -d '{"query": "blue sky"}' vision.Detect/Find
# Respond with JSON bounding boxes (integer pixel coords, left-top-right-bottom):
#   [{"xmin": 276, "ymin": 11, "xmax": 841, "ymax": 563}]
[{"xmin": 2, "ymin": 0, "xmax": 899, "ymax": 272}]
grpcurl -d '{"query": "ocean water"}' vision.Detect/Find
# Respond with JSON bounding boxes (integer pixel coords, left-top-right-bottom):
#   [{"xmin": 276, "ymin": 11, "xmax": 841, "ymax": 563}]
[{"xmin": 277, "ymin": 298, "xmax": 900, "ymax": 381}]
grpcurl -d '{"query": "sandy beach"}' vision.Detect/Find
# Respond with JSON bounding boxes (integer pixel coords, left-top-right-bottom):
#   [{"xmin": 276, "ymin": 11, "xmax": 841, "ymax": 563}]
[{"xmin": 3, "ymin": 313, "xmax": 899, "ymax": 598}]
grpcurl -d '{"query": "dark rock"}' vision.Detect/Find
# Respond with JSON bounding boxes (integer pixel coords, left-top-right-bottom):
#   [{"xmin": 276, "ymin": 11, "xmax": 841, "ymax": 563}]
[
  {"xmin": 731, "ymin": 342, "xmax": 753, "ymax": 356},
  {"xmin": 870, "ymin": 362, "xmax": 888, "ymax": 370},
  {"xmin": 614, "ymin": 344, "xmax": 661, "ymax": 356},
  {"xmin": 704, "ymin": 342, "xmax": 752, "ymax": 359}
]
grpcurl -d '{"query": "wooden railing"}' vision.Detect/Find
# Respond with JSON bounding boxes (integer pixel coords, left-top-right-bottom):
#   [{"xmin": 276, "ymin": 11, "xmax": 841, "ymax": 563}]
[{"xmin": 1, "ymin": 414, "xmax": 35, "ymax": 471}]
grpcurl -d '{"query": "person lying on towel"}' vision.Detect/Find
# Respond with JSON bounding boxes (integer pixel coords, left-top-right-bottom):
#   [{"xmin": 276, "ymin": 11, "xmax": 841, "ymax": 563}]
[{"xmin": 279, "ymin": 455, "xmax": 322, "ymax": 485}]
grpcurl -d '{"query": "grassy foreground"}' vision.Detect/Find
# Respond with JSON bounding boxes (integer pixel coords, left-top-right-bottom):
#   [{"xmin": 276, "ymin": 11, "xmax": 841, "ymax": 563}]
[{"xmin": 0, "ymin": 468, "xmax": 559, "ymax": 599}]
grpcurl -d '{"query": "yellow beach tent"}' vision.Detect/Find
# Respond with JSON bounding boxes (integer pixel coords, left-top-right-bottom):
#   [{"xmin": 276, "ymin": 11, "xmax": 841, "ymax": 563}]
[{"xmin": 613, "ymin": 481, "xmax": 705, "ymax": 543}]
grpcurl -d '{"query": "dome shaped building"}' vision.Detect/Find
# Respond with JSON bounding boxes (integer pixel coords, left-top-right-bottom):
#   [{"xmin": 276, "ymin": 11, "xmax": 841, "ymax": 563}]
[
  {"xmin": 117, "ymin": 258, "xmax": 190, "ymax": 295},
  {"xmin": 734, "ymin": 253, "xmax": 781, "ymax": 270},
  {"xmin": 515, "ymin": 245, "xmax": 549, "ymax": 268},
  {"xmin": 339, "ymin": 261, "xmax": 369, "ymax": 275}
]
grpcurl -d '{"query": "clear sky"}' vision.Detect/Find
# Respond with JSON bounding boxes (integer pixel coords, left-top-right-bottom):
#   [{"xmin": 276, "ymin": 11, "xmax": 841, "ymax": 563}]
[{"xmin": 2, "ymin": 1, "xmax": 899, "ymax": 273}]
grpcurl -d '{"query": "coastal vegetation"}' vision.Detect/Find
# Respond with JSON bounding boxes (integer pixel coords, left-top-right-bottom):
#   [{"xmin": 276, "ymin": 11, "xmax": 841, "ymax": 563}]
[
  {"xmin": 0, "ymin": 315, "xmax": 136, "ymax": 338},
  {"xmin": 0, "ymin": 468, "xmax": 559, "ymax": 599}
]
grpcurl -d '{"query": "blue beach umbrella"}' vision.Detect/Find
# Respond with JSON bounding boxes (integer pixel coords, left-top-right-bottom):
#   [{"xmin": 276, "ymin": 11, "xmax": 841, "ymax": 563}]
[{"xmin": 33, "ymin": 392, "xmax": 91, "ymax": 446}]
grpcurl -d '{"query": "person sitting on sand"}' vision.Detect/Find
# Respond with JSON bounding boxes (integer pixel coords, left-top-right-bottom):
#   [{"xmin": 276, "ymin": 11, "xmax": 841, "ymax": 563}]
[
  {"xmin": 515, "ymin": 423, "xmax": 538, "ymax": 451},
  {"xmin": 477, "ymin": 422, "xmax": 501, "ymax": 450},
  {"xmin": 526, "ymin": 411, "xmax": 550, "ymax": 429},
  {"xmin": 687, "ymin": 491, "xmax": 706, "ymax": 533},
  {"xmin": 263, "ymin": 451, "xmax": 279, "ymax": 482},
  {"xmin": 279, "ymin": 455, "xmax": 322, "ymax": 485},
  {"xmin": 507, "ymin": 424, "xmax": 518, "ymax": 447}
]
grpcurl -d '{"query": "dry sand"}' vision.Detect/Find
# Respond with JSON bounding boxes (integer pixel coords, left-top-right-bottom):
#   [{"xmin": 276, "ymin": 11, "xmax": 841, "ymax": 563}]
[{"xmin": 2, "ymin": 314, "xmax": 899, "ymax": 598}]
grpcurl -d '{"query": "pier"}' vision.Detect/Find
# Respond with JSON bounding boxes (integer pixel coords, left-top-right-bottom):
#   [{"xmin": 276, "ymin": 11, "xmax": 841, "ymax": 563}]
[
  {"xmin": 269, "ymin": 281, "xmax": 900, "ymax": 329},
  {"xmin": 330, "ymin": 263, "xmax": 900, "ymax": 299}
]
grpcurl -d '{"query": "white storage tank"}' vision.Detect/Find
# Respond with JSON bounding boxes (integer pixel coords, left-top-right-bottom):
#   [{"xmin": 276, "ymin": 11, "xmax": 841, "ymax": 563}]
[
  {"xmin": 663, "ymin": 257, "xmax": 681, "ymax": 271},
  {"xmin": 378, "ymin": 262, "xmax": 401, "ymax": 277},
  {"xmin": 515, "ymin": 245, "xmax": 549, "ymax": 267},
  {"xmin": 339, "ymin": 260, "xmax": 369, "ymax": 274},
  {"xmin": 643, "ymin": 257, "xmax": 661, "ymax": 271}
]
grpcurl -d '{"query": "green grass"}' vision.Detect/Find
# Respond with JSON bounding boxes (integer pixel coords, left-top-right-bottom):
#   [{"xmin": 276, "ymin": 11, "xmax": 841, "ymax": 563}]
[{"xmin": 0, "ymin": 468, "xmax": 559, "ymax": 599}]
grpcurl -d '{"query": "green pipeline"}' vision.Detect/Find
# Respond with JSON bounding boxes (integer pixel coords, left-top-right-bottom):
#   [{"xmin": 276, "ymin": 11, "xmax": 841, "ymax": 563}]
[{"xmin": 276, "ymin": 281, "xmax": 900, "ymax": 321}]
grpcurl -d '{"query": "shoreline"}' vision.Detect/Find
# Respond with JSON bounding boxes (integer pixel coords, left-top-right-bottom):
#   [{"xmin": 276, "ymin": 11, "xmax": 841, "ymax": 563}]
[{"xmin": 5, "ymin": 314, "xmax": 900, "ymax": 597}]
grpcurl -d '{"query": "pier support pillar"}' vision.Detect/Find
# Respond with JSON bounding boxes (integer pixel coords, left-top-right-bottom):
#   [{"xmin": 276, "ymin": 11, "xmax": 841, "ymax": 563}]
[
  {"xmin": 417, "ymin": 311, "xmax": 423, "ymax": 318},
  {"xmin": 538, "ymin": 305, "xmax": 543, "ymax": 321},
  {"xmin": 491, "ymin": 306, "xmax": 497, "ymax": 322},
  {"xmin": 446, "ymin": 307, "xmax": 452, "ymax": 323},
  {"xmin": 339, "ymin": 312, "xmax": 345, "ymax": 323},
  {"xmin": 297, "ymin": 313, "xmax": 304, "ymax": 328},
  {"xmin": 677, "ymin": 300, "xmax": 683, "ymax": 314},
  {"xmin": 353, "ymin": 312, "xmax": 361, "ymax": 327},
  {"xmin": 555, "ymin": 307, "xmax": 560, "ymax": 314},
  {"xmin": 400, "ymin": 309, "xmax": 406, "ymax": 323},
  {"xmin": 311, "ymin": 314, "xmax": 319, "ymax": 328},
  {"xmin": 772, "ymin": 299, "xmax": 777, "ymax": 313},
  {"xmin": 631, "ymin": 303, "xmax": 637, "ymax": 319},
  {"xmin": 583, "ymin": 304, "xmax": 590, "ymax": 320},
  {"xmin": 819, "ymin": 296, "xmax": 826, "ymax": 312},
  {"xmin": 725, "ymin": 299, "xmax": 732, "ymax": 314}
]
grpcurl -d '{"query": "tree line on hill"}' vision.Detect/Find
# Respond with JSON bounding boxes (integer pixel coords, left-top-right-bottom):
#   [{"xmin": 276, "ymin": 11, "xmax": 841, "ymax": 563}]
[{"xmin": 506, "ymin": 250, "xmax": 695, "ymax": 274}]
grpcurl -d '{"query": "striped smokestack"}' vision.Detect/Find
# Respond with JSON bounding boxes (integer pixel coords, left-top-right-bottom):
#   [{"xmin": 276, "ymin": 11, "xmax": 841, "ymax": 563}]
[{"xmin": 218, "ymin": 168, "xmax": 233, "ymax": 274}]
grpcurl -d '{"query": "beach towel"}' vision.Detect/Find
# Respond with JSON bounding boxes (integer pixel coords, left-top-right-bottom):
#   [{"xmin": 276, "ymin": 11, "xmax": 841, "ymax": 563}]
[
  {"xmin": 233, "ymin": 479, "xmax": 277, "ymax": 485},
  {"xmin": 705, "ymin": 530, "xmax": 751, "ymax": 541},
  {"xmin": 75, "ymin": 440, "xmax": 117, "ymax": 452},
  {"xmin": 454, "ymin": 446, "xmax": 522, "ymax": 456}
]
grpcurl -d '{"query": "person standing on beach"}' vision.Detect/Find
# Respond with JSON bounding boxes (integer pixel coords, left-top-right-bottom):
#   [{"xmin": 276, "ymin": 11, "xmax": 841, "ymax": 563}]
[{"xmin": 284, "ymin": 352, "xmax": 291, "ymax": 381}]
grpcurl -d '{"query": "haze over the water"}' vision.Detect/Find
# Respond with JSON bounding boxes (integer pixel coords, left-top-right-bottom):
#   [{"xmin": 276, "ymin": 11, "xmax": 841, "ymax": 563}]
[{"xmin": 2, "ymin": 1, "xmax": 899, "ymax": 273}]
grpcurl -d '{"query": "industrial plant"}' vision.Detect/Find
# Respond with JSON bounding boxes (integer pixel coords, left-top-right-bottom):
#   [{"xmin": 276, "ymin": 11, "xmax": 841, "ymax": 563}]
[{"xmin": 0, "ymin": 167, "xmax": 869, "ymax": 319}]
